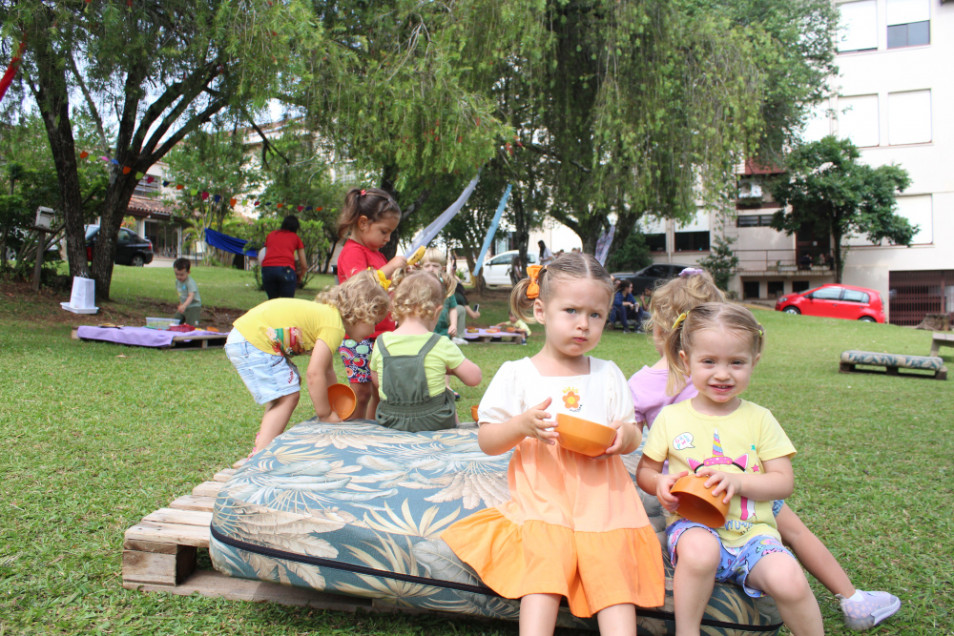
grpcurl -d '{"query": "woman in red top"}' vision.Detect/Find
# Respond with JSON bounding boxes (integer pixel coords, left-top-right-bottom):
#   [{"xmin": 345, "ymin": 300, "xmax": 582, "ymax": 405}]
[
  {"xmin": 260, "ymin": 215, "xmax": 308, "ymax": 299},
  {"xmin": 335, "ymin": 188, "xmax": 406, "ymax": 419}
]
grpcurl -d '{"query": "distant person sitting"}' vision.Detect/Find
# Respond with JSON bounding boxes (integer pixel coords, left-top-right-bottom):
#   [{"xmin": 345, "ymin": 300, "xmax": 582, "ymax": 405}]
[
  {"xmin": 495, "ymin": 311, "xmax": 531, "ymax": 344},
  {"xmin": 173, "ymin": 257, "xmax": 201, "ymax": 326},
  {"xmin": 452, "ymin": 279, "xmax": 480, "ymax": 340},
  {"xmin": 610, "ymin": 280, "xmax": 637, "ymax": 333},
  {"xmin": 798, "ymin": 253, "xmax": 812, "ymax": 270}
]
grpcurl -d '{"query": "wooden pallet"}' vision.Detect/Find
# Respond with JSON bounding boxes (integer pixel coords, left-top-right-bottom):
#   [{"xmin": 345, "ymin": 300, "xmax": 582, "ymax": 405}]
[{"xmin": 121, "ymin": 462, "xmax": 378, "ymax": 613}]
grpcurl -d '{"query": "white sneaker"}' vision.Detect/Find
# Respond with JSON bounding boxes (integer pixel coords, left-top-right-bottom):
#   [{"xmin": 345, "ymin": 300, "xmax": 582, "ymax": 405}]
[
  {"xmin": 451, "ymin": 337, "xmax": 468, "ymax": 345},
  {"xmin": 838, "ymin": 590, "xmax": 901, "ymax": 631}
]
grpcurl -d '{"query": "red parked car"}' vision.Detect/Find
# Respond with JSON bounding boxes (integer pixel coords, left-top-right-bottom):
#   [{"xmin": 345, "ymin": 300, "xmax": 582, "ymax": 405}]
[{"xmin": 775, "ymin": 284, "xmax": 885, "ymax": 323}]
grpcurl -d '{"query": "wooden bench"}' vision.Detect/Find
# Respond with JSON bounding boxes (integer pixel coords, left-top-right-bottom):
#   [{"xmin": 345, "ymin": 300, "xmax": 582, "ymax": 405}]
[
  {"xmin": 122, "ymin": 462, "xmax": 377, "ymax": 612},
  {"xmin": 839, "ymin": 350, "xmax": 947, "ymax": 380},
  {"xmin": 930, "ymin": 332, "xmax": 954, "ymax": 358}
]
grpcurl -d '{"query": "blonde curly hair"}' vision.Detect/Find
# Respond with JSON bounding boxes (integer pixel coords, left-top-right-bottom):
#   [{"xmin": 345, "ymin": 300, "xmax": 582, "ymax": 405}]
[
  {"xmin": 390, "ymin": 271, "xmax": 446, "ymax": 322},
  {"xmin": 315, "ymin": 269, "xmax": 390, "ymax": 327}
]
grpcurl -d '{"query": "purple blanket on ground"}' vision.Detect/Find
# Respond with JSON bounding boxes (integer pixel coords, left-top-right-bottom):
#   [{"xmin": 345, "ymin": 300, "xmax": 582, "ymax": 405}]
[{"xmin": 76, "ymin": 326, "xmax": 228, "ymax": 348}]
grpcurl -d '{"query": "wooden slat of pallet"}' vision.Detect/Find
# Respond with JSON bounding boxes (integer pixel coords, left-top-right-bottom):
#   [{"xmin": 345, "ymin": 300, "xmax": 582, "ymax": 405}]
[
  {"xmin": 124, "ymin": 570, "xmax": 376, "ymax": 613},
  {"xmin": 192, "ymin": 480, "xmax": 224, "ymax": 498},
  {"xmin": 168, "ymin": 494, "xmax": 216, "ymax": 512},
  {"xmin": 125, "ymin": 461, "xmax": 454, "ymax": 614}
]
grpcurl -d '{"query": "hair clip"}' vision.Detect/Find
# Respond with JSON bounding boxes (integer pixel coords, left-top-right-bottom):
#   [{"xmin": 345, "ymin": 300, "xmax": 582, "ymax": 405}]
[
  {"xmin": 679, "ymin": 267, "xmax": 704, "ymax": 278},
  {"xmin": 526, "ymin": 265, "xmax": 543, "ymax": 299},
  {"xmin": 360, "ymin": 189, "xmax": 367, "ymax": 197},
  {"xmin": 672, "ymin": 311, "xmax": 689, "ymax": 330},
  {"xmin": 372, "ymin": 268, "xmax": 391, "ymax": 290}
]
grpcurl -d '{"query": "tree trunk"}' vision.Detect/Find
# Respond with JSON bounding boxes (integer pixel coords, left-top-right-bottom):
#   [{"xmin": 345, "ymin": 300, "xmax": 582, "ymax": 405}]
[{"xmin": 29, "ymin": 9, "xmax": 90, "ymax": 282}]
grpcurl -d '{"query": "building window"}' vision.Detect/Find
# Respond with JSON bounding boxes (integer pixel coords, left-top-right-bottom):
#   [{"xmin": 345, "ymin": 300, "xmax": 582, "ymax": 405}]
[
  {"xmin": 743, "ymin": 280, "xmax": 761, "ymax": 299},
  {"xmin": 888, "ymin": 89, "xmax": 931, "ymax": 145},
  {"xmin": 737, "ymin": 214, "xmax": 776, "ymax": 228},
  {"xmin": 675, "ymin": 231, "xmax": 710, "ymax": 252},
  {"xmin": 767, "ymin": 280, "xmax": 784, "ymax": 297},
  {"xmin": 838, "ymin": 94, "xmax": 880, "ymax": 147},
  {"xmin": 645, "ymin": 233, "xmax": 666, "ymax": 252},
  {"xmin": 886, "ymin": 0, "xmax": 930, "ymax": 48},
  {"xmin": 895, "ymin": 194, "xmax": 933, "ymax": 245},
  {"xmin": 837, "ymin": 0, "xmax": 878, "ymax": 52}
]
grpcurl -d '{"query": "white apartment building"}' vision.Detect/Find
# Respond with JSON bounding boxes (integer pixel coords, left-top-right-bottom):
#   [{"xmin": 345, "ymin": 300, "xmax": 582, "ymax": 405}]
[{"xmin": 640, "ymin": 0, "xmax": 953, "ymax": 325}]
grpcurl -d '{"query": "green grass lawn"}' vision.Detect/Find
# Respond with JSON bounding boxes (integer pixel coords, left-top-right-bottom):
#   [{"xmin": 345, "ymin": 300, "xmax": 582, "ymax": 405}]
[{"xmin": 1, "ymin": 265, "xmax": 951, "ymax": 635}]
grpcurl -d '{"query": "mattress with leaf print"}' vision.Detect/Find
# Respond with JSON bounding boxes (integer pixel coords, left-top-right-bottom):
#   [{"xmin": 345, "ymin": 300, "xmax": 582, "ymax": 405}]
[{"xmin": 209, "ymin": 419, "xmax": 781, "ymax": 634}]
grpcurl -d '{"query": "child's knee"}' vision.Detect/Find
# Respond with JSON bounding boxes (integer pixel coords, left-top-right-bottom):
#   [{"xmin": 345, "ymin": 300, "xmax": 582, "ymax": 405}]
[
  {"xmin": 751, "ymin": 554, "xmax": 811, "ymax": 601},
  {"xmin": 675, "ymin": 528, "xmax": 720, "ymax": 572}
]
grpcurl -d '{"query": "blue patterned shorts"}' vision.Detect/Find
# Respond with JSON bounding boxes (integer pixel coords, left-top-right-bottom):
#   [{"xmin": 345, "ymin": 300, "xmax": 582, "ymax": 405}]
[
  {"xmin": 667, "ymin": 519, "xmax": 793, "ymax": 598},
  {"xmin": 338, "ymin": 337, "xmax": 374, "ymax": 383}
]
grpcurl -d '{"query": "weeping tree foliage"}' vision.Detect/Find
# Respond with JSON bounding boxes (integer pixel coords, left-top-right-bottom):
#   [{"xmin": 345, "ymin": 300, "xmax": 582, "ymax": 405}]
[
  {"xmin": 280, "ymin": 0, "xmax": 544, "ymax": 253},
  {"xmin": 468, "ymin": 0, "xmax": 837, "ymax": 257},
  {"xmin": 2, "ymin": 0, "xmax": 324, "ymax": 299},
  {"xmin": 768, "ymin": 136, "xmax": 914, "ymax": 284}
]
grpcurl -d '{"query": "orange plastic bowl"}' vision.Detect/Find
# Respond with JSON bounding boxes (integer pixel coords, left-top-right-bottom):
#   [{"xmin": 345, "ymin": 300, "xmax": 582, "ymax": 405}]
[
  {"xmin": 554, "ymin": 413, "xmax": 616, "ymax": 457},
  {"xmin": 671, "ymin": 474, "xmax": 729, "ymax": 528},
  {"xmin": 470, "ymin": 405, "xmax": 479, "ymax": 422},
  {"xmin": 327, "ymin": 383, "xmax": 357, "ymax": 420}
]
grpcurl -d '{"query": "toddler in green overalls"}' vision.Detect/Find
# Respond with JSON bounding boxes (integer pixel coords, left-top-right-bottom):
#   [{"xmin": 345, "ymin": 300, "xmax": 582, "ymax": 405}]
[{"xmin": 370, "ymin": 271, "xmax": 482, "ymax": 431}]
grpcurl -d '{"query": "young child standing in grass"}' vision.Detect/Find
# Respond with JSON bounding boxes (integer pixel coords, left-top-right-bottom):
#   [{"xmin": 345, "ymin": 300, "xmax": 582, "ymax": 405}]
[
  {"xmin": 225, "ymin": 270, "xmax": 389, "ymax": 457},
  {"xmin": 335, "ymin": 187, "xmax": 407, "ymax": 419},
  {"xmin": 370, "ymin": 271, "xmax": 481, "ymax": 431},
  {"xmin": 637, "ymin": 302, "xmax": 824, "ymax": 636},
  {"xmin": 173, "ymin": 257, "xmax": 201, "ymax": 326},
  {"xmin": 442, "ymin": 252, "xmax": 664, "ymax": 634},
  {"xmin": 630, "ymin": 269, "xmax": 900, "ymax": 631}
]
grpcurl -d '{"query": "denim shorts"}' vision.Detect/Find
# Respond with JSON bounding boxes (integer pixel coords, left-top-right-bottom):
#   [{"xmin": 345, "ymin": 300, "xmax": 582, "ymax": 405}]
[
  {"xmin": 225, "ymin": 330, "xmax": 300, "ymax": 404},
  {"xmin": 667, "ymin": 519, "xmax": 793, "ymax": 598}
]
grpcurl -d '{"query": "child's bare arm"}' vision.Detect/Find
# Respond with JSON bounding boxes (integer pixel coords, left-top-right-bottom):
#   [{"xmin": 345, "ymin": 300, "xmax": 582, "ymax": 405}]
[
  {"xmin": 478, "ymin": 396, "xmax": 557, "ymax": 455},
  {"xmin": 305, "ymin": 342, "xmax": 340, "ymax": 422},
  {"xmin": 178, "ymin": 291, "xmax": 195, "ymax": 312},
  {"xmin": 636, "ymin": 455, "xmax": 684, "ymax": 512},
  {"xmin": 379, "ymin": 255, "xmax": 407, "ymax": 278},
  {"xmin": 604, "ymin": 419, "xmax": 641, "ymax": 455},
  {"xmin": 699, "ymin": 455, "xmax": 794, "ymax": 505},
  {"xmin": 449, "ymin": 359, "xmax": 482, "ymax": 387}
]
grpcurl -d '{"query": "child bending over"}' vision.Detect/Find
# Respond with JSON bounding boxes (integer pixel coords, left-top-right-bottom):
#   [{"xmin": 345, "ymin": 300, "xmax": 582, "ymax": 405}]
[{"xmin": 225, "ymin": 270, "xmax": 389, "ymax": 456}]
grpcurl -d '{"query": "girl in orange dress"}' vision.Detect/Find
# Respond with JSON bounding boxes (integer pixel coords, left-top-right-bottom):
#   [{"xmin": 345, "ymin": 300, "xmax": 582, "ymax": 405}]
[{"xmin": 442, "ymin": 252, "xmax": 664, "ymax": 635}]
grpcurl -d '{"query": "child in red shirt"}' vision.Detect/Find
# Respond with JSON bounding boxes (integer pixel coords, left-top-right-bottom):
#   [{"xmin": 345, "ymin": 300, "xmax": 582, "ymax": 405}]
[{"xmin": 335, "ymin": 187, "xmax": 406, "ymax": 419}]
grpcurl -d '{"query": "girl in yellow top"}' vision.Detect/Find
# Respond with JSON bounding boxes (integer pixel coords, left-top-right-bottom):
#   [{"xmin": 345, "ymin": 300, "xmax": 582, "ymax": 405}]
[
  {"xmin": 442, "ymin": 252, "xmax": 664, "ymax": 634},
  {"xmin": 636, "ymin": 303, "xmax": 823, "ymax": 635},
  {"xmin": 225, "ymin": 270, "xmax": 389, "ymax": 456}
]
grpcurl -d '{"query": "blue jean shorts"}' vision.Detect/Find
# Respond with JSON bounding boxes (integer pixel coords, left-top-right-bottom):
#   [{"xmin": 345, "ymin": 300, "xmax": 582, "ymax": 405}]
[
  {"xmin": 225, "ymin": 330, "xmax": 300, "ymax": 404},
  {"xmin": 667, "ymin": 519, "xmax": 793, "ymax": 598}
]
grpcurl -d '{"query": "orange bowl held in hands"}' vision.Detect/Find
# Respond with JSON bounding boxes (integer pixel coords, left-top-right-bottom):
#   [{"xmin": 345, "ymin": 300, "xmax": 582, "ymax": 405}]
[
  {"xmin": 554, "ymin": 413, "xmax": 616, "ymax": 457},
  {"xmin": 670, "ymin": 474, "xmax": 729, "ymax": 528},
  {"xmin": 327, "ymin": 383, "xmax": 357, "ymax": 420}
]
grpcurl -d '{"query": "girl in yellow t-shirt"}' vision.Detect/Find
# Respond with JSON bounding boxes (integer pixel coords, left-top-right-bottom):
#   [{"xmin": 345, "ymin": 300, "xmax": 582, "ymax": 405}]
[{"xmin": 226, "ymin": 270, "xmax": 389, "ymax": 456}]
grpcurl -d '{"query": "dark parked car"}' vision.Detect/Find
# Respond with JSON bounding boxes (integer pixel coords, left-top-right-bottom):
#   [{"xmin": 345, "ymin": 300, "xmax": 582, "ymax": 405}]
[
  {"xmin": 611, "ymin": 263, "xmax": 694, "ymax": 294},
  {"xmin": 85, "ymin": 224, "xmax": 154, "ymax": 266},
  {"xmin": 775, "ymin": 284, "xmax": 885, "ymax": 323}
]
